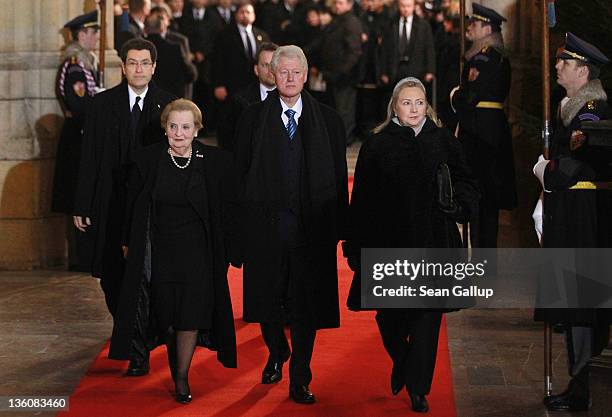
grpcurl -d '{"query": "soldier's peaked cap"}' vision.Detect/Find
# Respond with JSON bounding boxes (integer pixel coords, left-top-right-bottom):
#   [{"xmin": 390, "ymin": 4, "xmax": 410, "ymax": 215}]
[
  {"xmin": 557, "ymin": 32, "xmax": 610, "ymax": 67},
  {"xmin": 64, "ymin": 10, "xmax": 99, "ymax": 31},
  {"xmin": 470, "ymin": 4, "xmax": 506, "ymax": 28}
]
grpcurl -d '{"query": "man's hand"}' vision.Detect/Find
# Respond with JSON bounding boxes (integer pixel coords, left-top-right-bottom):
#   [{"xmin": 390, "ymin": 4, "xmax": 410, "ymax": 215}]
[
  {"xmin": 214, "ymin": 86, "xmax": 228, "ymax": 101},
  {"xmin": 73, "ymin": 216, "xmax": 91, "ymax": 232},
  {"xmin": 122, "ymin": 246, "xmax": 129, "ymax": 259},
  {"xmin": 380, "ymin": 74, "xmax": 390, "ymax": 85},
  {"xmin": 194, "ymin": 51, "xmax": 205, "ymax": 63}
]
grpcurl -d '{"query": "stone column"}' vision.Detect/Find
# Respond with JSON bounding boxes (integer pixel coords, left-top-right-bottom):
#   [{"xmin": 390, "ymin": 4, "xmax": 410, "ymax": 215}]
[{"xmin": 0, "ymin": 0, "xmax": 121, "ymax": 269}]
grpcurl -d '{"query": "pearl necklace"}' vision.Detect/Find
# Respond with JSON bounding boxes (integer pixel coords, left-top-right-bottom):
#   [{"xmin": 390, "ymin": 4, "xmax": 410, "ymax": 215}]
[{"xmin": 168, "ymin": 147, "xmax": 192, "ymax": 169}]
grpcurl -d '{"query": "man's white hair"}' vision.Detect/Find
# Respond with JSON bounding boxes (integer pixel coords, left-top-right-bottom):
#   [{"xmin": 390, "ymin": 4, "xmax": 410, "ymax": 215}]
[{"xmin": 270, "ymin": 45, "xmax": 308, "ymax": 72}]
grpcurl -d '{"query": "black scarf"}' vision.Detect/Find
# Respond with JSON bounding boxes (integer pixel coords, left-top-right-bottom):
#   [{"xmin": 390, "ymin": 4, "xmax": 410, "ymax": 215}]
[{"xmin": 244, "ymin": 89, "xmax": 337, "ymax": 211}]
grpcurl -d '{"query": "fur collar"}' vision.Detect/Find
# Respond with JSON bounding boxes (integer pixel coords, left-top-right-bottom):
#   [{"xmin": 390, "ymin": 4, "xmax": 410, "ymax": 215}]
[
  {"xmin": 560, "ymin": 79, "xmax": 607, "ymax": 127},
  {"xmin": 62, "ymin": 41, "xmax": 97, "ymax": 72},
  {"xmin": 465, "ymin": 32, "xmax": 504, "ymax": 61}
]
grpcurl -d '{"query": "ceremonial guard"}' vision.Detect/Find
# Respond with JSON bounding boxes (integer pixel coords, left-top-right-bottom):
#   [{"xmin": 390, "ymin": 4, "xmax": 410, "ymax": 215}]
[
  {"xmin": 451, "ymin": 4, "xmax": 517, "ymax": 248},
  {"xmin": 52, "ymin": 11, "xmax": 100, "ymax": 270},
  {"xmin": 533, "ymin": 33, "xmax": 612, "ymax": 412}
]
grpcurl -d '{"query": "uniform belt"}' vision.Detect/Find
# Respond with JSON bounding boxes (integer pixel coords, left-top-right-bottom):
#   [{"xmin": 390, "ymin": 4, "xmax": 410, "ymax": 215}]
[
  {"xmin": 476, "ymin": 101, "xmax": 504, "ymax": 110},
  {"xmin": 569, "ymin": 181, "xmax": 612, "ymax": 190}
]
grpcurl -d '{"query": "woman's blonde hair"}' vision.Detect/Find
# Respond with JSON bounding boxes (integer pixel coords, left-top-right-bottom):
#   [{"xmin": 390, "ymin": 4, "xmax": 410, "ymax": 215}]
[
  {"xmin": 373, "ymin": 77, "xmax": 441, "ymax": 134},
  {"xmin": 160, "ymin": 99, "xmax": 203, "ymax": 130}
]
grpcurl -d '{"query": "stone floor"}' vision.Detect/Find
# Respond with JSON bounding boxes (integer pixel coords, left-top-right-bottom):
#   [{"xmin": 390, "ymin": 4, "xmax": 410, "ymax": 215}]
[{"xmin": 0, "ymin": 141, "xmax": 589, "ymax": 417}]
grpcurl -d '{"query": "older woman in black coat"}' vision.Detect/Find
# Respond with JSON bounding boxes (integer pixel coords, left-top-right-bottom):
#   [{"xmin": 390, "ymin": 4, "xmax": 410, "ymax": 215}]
[
  {"xmin": 345, "ymin": 78, "xmax": 479, "ymax": 413},
  {"xmin": 108, "ymin": 99, "xmax": 241, "ymax": 404}
]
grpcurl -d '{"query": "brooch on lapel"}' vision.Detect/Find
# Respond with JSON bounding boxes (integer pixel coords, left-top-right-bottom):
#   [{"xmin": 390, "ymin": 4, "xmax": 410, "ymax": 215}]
[
  {"xmin": 195, "ymin": 150, "xmax": 204, "ymax": 158},
  {"xmin": 570, "ymin": 130, "xmax": 586, "ymax": 151},
  {"xmin": 256, "ymin": 35, "xmax": 263, "ymax": 42},
  {"xmin": 157, "ymin": 104, "xmax": 161, "ymax": 109}
]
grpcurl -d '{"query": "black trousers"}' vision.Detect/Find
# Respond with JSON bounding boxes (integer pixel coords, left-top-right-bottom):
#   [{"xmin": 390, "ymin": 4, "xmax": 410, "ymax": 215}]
[
  {"xmin": 469, "ymin": 204, "xmax": 499, "ymax": 248},
  {"xmin": 375, "ymin": 310, "xmax": 442, "ymax": 395},
  {"xmin": 260, "ymin": 210, "xmax": 317, "ymax": 386}
]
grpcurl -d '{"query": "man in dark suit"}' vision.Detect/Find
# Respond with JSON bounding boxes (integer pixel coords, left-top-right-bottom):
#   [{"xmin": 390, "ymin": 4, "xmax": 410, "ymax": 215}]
[
  {"xmin": 380, "ymin": 0, "xmax": 435, "ymax": 90},
  {"xmin": 217, "ymin": 42, "xmax": 278, "ymax": 151},
  {"xmin": 151, "ymin": 6, "xmax": 197, "ymax": 99},
  {"xmin": 145, "ymin": 14, "xmax": 197, "ymax": 98},
  {"xmin": 116, "ymin": 0, "xmax": 151, "ymax": 51},
  {"xmin": 212, "ymin": 1, "xmax": 270, "ymax": 102},
  {"xmin": 179, "ymin": 0, "xmax": 222, "ymax": 130},
  {"xmin": 314, "ymin": 0, "xmax": 362, "ymax": 145},
  {"xmin": 234, "ymin": 45, "xmax": 349, "ymax": 405},
  {"xmin": 73, "ymin": 38, "xmax": 175, "ymax": 377},
  {"xmin": 209, "ymin": 0, "xmax": 235, "ymax": 26}
]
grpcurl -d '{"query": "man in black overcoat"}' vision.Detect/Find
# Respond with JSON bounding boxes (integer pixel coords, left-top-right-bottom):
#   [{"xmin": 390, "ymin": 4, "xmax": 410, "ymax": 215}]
[
  {"xmin": 73, "ymin": 38, "xmax": 175, "ymax": 376},
  {"xmin": 145, "ymin": 14, "xmax": 197, "ymax": 98},
  {"xmin": 450, "ymin": 4, "xmax": 517, "ymax": 248},
  {"xmin": 532, "ymin": 33, "xmax": 612, "ymax": 413},
  {"xmin": 234, "ymin": 45, "xmax": 349, "ymax": 404},
  {"xmin": 217, "ymin": 42, "xmax": 278, "ymax": 152}
]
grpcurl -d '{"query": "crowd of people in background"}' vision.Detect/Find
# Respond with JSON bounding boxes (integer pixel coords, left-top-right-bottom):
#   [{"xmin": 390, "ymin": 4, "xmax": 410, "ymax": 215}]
[{"xmin": 111, "ymin": 0, "xmax": 463, "ymax": 142}]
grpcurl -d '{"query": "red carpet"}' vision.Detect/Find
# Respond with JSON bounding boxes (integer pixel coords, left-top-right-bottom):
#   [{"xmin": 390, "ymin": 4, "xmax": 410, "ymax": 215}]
[
  {"xmin": 59, "ymin": 250, "xmax": 456, "ymax": 417},
  {"xmin": 59, "ymin": 178, "xmax": 457, "ymax": 416}
]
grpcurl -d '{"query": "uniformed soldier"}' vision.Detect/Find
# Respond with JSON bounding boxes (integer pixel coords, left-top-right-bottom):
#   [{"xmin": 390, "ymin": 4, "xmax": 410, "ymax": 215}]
[
  {"xmin": 52, "ymin": 10, "xmax": 101, "ymax": 270},
  {"xmin": 451, "ymin": 4, "xmax": 517, "ymax": 248},
  {"xmin": 533, "ymin": 33, "xmax": 612, "ymax": 412}
]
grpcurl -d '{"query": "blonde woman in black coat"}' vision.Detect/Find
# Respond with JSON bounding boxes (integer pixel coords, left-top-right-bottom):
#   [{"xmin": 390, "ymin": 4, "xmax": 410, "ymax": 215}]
[{"xmin": 345, "ymin": 77, "xmax": 479, "ymax": 413}]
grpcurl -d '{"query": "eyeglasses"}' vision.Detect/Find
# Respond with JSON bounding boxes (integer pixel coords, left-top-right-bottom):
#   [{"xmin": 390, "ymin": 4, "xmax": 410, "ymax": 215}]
[{"xmin": 125, "ymin": 60, "xmax": 154, "ymax": 69}]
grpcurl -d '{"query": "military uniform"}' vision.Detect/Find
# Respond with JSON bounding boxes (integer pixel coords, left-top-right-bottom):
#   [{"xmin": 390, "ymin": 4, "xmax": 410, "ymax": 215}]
[
  {"xmin": 51, "ymin": 11, "xmax": 100, "ymax": 270},
  {"xmin": 451, "ymin": 4, "xmax": 517, "ymax": 248},
  {"xmin": 533, "ymin": 32, "xmax": 612, "ymax": 412}
]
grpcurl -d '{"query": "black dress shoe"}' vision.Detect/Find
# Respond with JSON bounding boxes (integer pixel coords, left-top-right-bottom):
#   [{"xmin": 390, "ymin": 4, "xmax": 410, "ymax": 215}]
[
  {"xmin": 544, "ymin": 392, "xmax": 589, "ymax": 412},
  {"xmin": 126, "ymin": 358, "xmax": 149, "ymax": 377},
  {"xmin": 175, "ymin": 391, "xmax": 192, "ymax": 404},
  {"xmin": 409, "ymin": 393, "xmax": 429, "ymax": 413},
  {"xmin": 391, "ymin": 365, "xmax": 404, "ymax": 396},
  {"xmin": 289, "ymin": 384, "xmax": 316, "ymax": 404},
  {"xmin": 261, "ymin": 350, "xmax": 290, "ymax": 384}
]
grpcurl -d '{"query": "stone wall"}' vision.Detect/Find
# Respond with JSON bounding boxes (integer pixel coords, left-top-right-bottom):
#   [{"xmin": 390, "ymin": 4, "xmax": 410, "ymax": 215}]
[{"xmin": 0, "ymin": 0, "xmax": 121, "ymax": 269}]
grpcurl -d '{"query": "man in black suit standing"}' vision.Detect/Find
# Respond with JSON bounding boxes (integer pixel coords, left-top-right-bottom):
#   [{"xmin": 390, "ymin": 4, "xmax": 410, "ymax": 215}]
[
  {"xmin": 234, "ymin": 45, "xmax": 349, "ymax": 405},
  {"xmin": 209, "ymin": 0, "xmax": 235, "ymax": 26},
  {"xmin": 116, "ymin": 0, "xmax": 152, "ymax": 50},
  {"xmin": 218, "ymin": 42, "xmax": 278, "ymax": 152},
  {"xmin": 315, "ymin": 0, "xmax": 362, "ymax": 145},
  {"xmin": 212, "ymin": 1, "xmax": 270, "ymax": 103},
  {"xmin": 145, "ymin": 14, "xmax": 197, "ymax": 98},
  {"xmin": 150, "ymin": 6, "xmax": 197, "ymax": 99},
  {"xmin": 73, "ymin": 38, "xmax": 175, "ymax": 377},
  {"xmin": 179, "ymin": 0, "xmax": 220, "ymax": 130},
  {"xmin": 380, "ymin": 0, "xmax": 435, "ymax": 90}
]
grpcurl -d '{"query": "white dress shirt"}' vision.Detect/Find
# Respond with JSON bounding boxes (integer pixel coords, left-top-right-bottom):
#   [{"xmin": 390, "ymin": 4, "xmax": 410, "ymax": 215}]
[
  {"xmin": 398, "ymin": 15, "xmax": 413, "ymax": 41},
  {"xmin": 259, "ymin": 84, "xmax": 275, "ymax": 101},
  {"xmin": 280, "ymin": 96, "xmax": 303, "ymax": 126},
  {"xmin": 128, "ymin": 84, "xmax": 148, "ymax": 111},
  {"xmin": 193, "ymin": 7, "xmax": 206, "ymax": 20},
  {"xmin": 237, "ymin": 24, "xmax": 256, "ymax": 57}
]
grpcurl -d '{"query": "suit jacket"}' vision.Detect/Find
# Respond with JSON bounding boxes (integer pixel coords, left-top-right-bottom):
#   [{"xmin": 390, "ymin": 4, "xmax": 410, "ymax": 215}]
[
  {"xmin": 217, "ymin": 82, "xmax": 266, "ymax": 151},
  {"xmin": 381, "ymin": 14, "xmax": 435, "ymax": 83},
  {"xmin": 212, "ymin": 23, "xmax": 269, "ymax": 94},
  {"xmin": 179, "ymin": 5, "xmax": 221, "ymax": 84},
  {"xmin": 318, "ymin": 11, "xmax": 363, "ymax": 86},
  {"xmin": 109, "ymin": 141, "xmax": 240, "ymax": 367},
  {"xmin": 148, "ymin": 34, "xmax": 197, "ymax": 98},
  {"xmin": 165, "ymin": 29, "xmax": 197, "ymax": 98},
  {"xmin": 73, "ymin": 80, "xmax": 175, "ymax": 278}
]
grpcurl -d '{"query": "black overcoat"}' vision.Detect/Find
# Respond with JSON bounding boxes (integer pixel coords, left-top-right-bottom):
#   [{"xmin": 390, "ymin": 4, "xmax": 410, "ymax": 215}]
[
  {"xmin": 234, "ymin": 90, "xmax": 349, "ymax": 329},
  {"xmin": 534, "ymin": 83, "xmax": 612, "ymax": 335},
  {"xmin": 345, "ymin": 119, "xmax": 480, "ymax": 310},
  {"xmin": 73, "ymin": 80, "xmax": 175, "ymax": 278},
  {"xmin": 452, "ymin": 45, "xmax": 517, "ymax": 209},
  {"xmin": 108, "ymin": 141, "xmax": 240, "ymax": 368}
]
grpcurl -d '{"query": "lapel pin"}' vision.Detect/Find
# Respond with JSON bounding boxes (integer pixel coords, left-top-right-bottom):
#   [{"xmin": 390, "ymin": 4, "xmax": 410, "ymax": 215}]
[
  {"xmin": 196, "ymin": 151, "xmax": 204, "ymax": 158},
  {"xmin": 157, "ymin": 104, "xmax": 161, "ymax": 109}
]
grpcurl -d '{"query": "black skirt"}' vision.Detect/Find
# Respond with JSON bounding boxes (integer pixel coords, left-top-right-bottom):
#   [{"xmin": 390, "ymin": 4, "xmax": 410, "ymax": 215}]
[{"xmin": 150, "ymin": 154, "xmax": 214, "ymax": 331}]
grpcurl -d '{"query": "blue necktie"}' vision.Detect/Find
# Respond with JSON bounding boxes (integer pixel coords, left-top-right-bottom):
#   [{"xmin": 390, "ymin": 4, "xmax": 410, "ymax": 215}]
[{"xmin": 285, "ymin": 109, "xmax": 297, "ymax": 140}]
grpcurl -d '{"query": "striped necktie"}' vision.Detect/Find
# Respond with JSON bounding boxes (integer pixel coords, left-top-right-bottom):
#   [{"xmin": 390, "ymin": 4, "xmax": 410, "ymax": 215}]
[{"xmin": 285, "ymin": 109, "xmax": 297, "ymax": 140}]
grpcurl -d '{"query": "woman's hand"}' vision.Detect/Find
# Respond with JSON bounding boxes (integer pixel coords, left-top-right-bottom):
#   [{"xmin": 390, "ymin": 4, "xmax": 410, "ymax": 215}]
[{"xmin": 122, "ymin": 246, "xmax": 129, "ymax": 259}]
